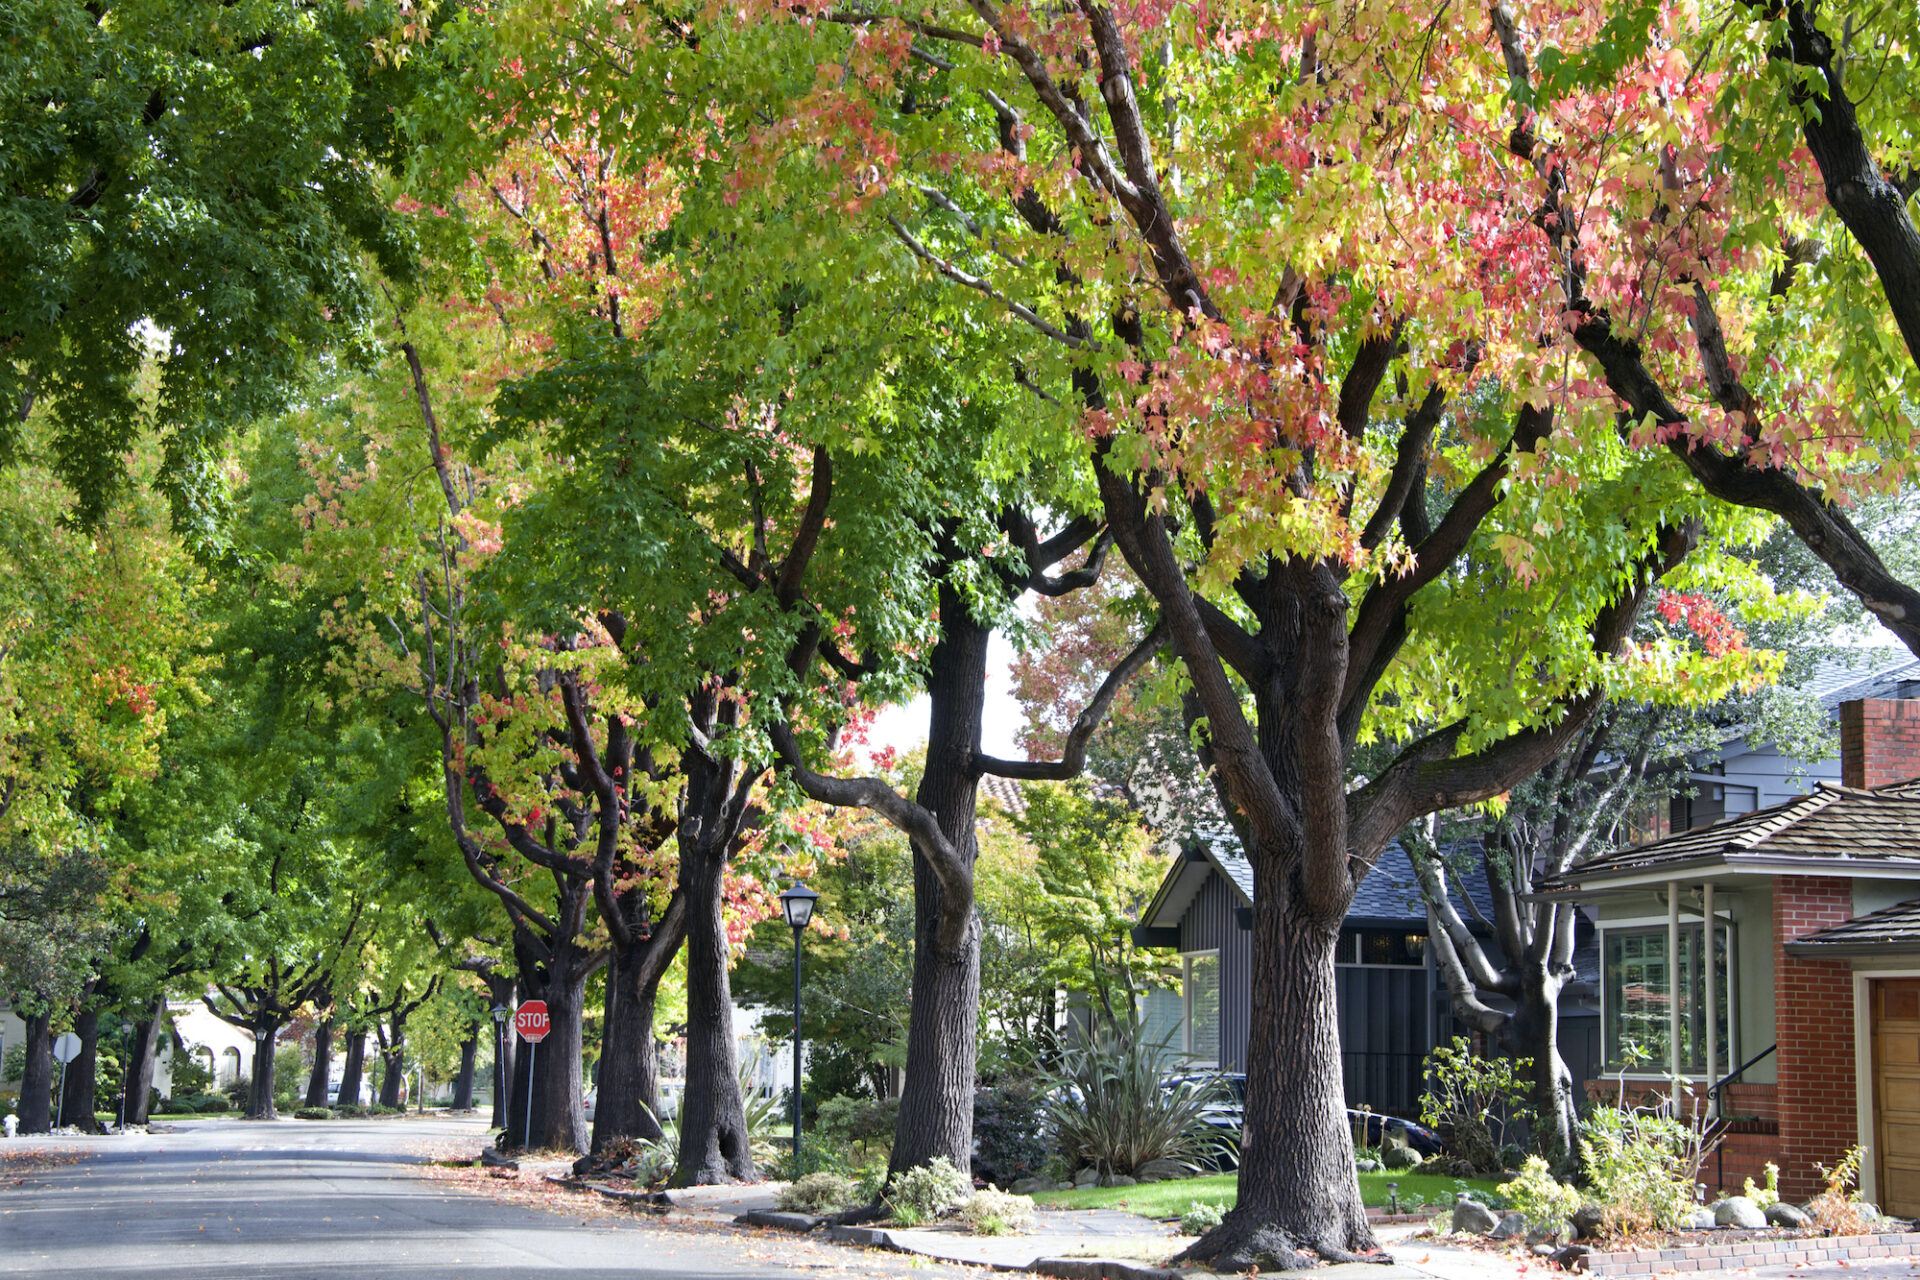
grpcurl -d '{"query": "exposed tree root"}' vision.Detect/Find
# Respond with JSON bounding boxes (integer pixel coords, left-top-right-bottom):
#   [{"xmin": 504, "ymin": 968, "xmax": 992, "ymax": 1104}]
[
  {"xmin": 1174, "ymin": 1215, "xmax": 1391, "ymax": 1270},
  {"xmin": 824, "ymin": 1200, "xmax": 889, "ymax": 1227}
]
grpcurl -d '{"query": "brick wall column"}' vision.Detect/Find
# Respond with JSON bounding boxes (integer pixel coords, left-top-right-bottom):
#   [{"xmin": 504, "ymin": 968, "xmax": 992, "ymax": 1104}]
[
  {"xmin": 1774, "ymin": 876, "xmax": 1859, "ymax": 1203},
  {"xmin": 1839, "ymin": 698, "xmax": 1920, "ymax": 788}
]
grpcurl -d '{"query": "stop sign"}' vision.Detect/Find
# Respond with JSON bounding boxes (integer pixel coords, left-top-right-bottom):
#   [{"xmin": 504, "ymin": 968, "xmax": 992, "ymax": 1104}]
[{"xmin": 514, "ymin": 1000, "xmax": 551, "ymax": 1043}]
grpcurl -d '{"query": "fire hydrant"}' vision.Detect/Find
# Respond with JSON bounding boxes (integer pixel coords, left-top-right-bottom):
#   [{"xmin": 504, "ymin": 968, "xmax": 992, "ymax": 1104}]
[{"xmin": 3, "ymin": 1114, "xmax": 18, "ymax": 1138}]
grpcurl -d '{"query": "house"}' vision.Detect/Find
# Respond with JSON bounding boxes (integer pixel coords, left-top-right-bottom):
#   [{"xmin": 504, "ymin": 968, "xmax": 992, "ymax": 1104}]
[
  {"xmin": 1539, "ymin": 697, "xmax": 1920, "ymax": 1215},
  {"xmin": 1129, "ymin": 832, "xmax": 1603, "ymax": 1115}
]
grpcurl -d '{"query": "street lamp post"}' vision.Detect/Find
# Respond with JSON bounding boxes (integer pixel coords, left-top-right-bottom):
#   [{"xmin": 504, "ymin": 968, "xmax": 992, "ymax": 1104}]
[
  {"xmin": 779, "ymin": 882, "xmax": 820, "ymax": 1168},
  {"xmin": 490, "ymin": 1005, "xmax": 510, "ymax": 1134}
]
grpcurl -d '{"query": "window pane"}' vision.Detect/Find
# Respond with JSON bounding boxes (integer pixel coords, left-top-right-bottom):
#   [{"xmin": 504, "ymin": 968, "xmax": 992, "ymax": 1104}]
[
  {"xmin": 1139, "ymin": 987, "xmax": 1185, "ymax": 1057},
  {"xmin": 1604, "ymin": 923, "xmax": 1732, "ymax": 1074},
  {"xmin": 1187, "ymin": 954, "xmax": 1220, "ymax": 1065}
]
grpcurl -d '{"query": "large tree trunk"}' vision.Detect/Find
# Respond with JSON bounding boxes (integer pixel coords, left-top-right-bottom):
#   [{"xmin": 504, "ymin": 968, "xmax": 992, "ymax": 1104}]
[
  {"xmin": 245, "ymin": 1021, "xmax": 283, "ymax": 1120},
  {"xmin": 54, "ymin": 1005, "xmax": 104, "ymax": 1132},
  {"xmin": 503, "ymin": 929, "xmax": 591, "ymax": 1154},
  {"xmin": 17, "ymin": 1009, "xmax": 53, "ymax": 1134},
  {"xmin": 452, "ymin": 1026, "xmax": 478, "ymax": 1111},
  {"xmin": 123, "ymin": 997, "xmax": 166, "ymax": 1125},
  {"xmin": 889, "ymin": 599, "xmax": 986, "ymax": 1176},
  {"xmin": 1507, "ymin": 965, "xmax": 1577, "ymax": 1174},
  {"xmin": 337, "ymin": 1029, "xmax": 367, "ymax": 1109},
  {"xmin": 1181, "ymin": 864, "xmax": 1375, "ymax": 1269},
  {"xmin": 674, "ymin": 832, "xmax": 752, "ymax": 1184},
  {"xmin": 305, "ymin": 1017, "xmax": 334, "ymax": 1109},
  {"xmin": 378, "ymin": 1048, "xmax": 405, "ymax": 1108},
  {"xmin": 592, "ymin": 944, "xmax": 667, "ymax": 1150}
]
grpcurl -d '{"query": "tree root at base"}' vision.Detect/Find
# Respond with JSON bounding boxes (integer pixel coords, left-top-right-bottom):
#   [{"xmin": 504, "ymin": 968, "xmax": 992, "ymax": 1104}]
[{"xmin": 1174, "ymin": 1219, "xmax": 1392, "ymax": 1270}]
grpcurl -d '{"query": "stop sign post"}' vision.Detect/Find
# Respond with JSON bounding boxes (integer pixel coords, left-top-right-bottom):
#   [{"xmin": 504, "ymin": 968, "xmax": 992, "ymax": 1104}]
[{"xmin": 514, "ymin": 1001, "xmax": 549, "ymax": 1151}]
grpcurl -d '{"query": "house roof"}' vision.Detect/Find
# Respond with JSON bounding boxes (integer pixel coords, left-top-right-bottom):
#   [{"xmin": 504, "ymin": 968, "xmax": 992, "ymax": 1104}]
[
  {"xmin": 978, "ymin": 774, "xmax": 1028, "ymax": 818},
  {"xmin": 1539, "ymin": 780, "xmax": 1920, "ymax": 892},
  {"xmin": 1784, "ymin": 897, "xmax": 1920, "ymax": 957},
  {"xmin": 1139, "ymin": 828, "xmax": 1498, "ymax": 929}
]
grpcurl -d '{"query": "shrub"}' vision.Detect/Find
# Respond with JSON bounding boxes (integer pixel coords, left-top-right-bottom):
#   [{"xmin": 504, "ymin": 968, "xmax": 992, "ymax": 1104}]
[
  {"xmin": 223, "ymin": 1080, "xmax": 252, "ymax": 1109},
  {"xmin": 293, "ymin": 1107, "xmax": 332, "ymax": 1121},
  {"xmin": 778, "ymin": 1172, "xmax": 861, "ymax": 1215},
  {"xmin": 813, "ymin": 1094, "xmax": 897, "ymax": 1169},
  {"xmin": 1420, "ymin": 1038, "xmax": 1533, "ymax": 1173},
  {"xmin": 956, "ymin": 1188, "xmax": 1035, "ymax": 1236},
  {"xmin": 972, "ymin": 1083, "xmax": 1051, "ymax": 1187},
  {"xmin": 170, "ymin": 1052, "xmax": 215, "ymax": 1096},
  {"xmin": 1576, "ymin": 1107, "xmax": 1698, "ymax": 1235},
  {"xmin": 1808, "ymin": 1147, "xmax": 1871, "ymax": 1234},
  {"xmin": 372, "ymin": 1104, "xmax": 404, "ymax": 1115},
  {"xmin": 1499, "ymin": 1156, "xmax": 1583, "ymax": 1232},
  {"xmin": 766, "ymin": 1141, "xmax": 856, "ymax": 1182},
  {"xmin": 333, "ymin": 1103, "xmax": 367, "ymax": 1118},
  {"xmin": 1041, "ymin": 1033, "xmax": 1231, "ymax": 1177},
  {"xmin": 1742, "ymin": 1162, "xmax": 1780, "ymax": 1209},
  {"xmin": 1180, "ymin": 1201, "xmax": 1227, "ymax": 1235},
  {"xmin": 885, "ymin": 1156, "xmax": 972, "ymax": 1225}
]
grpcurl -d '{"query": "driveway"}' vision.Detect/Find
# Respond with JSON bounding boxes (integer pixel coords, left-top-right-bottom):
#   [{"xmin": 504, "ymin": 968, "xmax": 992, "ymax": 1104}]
[{"xmin": 0, "ymin": 1115, "xmax": 975, "ymax": 1279}]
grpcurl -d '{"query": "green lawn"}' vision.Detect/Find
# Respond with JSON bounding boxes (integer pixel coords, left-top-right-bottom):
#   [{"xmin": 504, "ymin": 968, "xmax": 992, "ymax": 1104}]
[{"xmin": 1030, "ymin": 1170, "xmax": 1503, "ymax": 1220}]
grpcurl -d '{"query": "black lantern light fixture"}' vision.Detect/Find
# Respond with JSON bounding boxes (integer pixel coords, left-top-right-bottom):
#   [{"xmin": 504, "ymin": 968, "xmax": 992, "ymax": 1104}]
[
  {"xmin": 490, "ymin": 1004, "xmax": 511, "ymax": 1130},
  {"xmin": 778, "ymin": 881, "xmax": 821, "ymax": 1164}
]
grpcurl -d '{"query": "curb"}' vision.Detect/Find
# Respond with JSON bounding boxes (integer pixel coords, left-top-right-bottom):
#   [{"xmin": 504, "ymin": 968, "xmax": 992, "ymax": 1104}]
[
  {"xmin": 1027, "ymin": 1261, "xmax": 1186, "ymax": 1280},
  {"xmin": 736, "ymin": 1210, "xmax": 826, "ymax": 1232}
]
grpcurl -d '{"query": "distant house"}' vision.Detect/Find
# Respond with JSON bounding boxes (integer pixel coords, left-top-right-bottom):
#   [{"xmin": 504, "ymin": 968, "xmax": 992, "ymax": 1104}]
[
  {"xmin": 1540, "ymin": 696, "xmax": 1920, "ymax": 1216},
  {"xmin": 1129, "ymin": 833, "xmax": 1603, "ymax": 1115}
]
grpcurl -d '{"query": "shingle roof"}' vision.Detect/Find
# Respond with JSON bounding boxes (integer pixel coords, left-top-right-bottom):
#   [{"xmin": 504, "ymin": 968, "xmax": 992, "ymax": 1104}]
[
  {"xmin": 1542, "ymin": 781, "xmax": 1920, "ymax": 888},
  {"xmin": 978, "ymin": 774, "xmax": 1028, "ymax": 818},
  {"xmin": 1187, "ymin": 828, "xmax": 1496, "ymax": 925},
  {"xmin": 1785, "ymin": 897, "xmax": 1920, "ymax": 955}
]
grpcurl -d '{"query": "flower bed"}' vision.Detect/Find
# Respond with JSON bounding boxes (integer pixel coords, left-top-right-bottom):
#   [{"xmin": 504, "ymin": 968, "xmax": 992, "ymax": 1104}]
[{"xmin": 1578, "ymin": 1227, "xmax": 1920, "ymax": 1276}]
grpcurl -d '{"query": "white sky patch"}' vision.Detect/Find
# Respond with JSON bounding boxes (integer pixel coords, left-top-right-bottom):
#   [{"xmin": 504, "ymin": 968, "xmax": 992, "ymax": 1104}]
[{"xmin": 863, "ymin": 630, "xmax": 1027, "ymax": 763}]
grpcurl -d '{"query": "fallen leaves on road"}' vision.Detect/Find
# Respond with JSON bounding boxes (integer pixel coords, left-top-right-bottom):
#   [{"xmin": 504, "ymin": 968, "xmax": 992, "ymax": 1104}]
[{"xmin": 0, "ymin": 1146, "xmax": 93, "ymax": 1186}]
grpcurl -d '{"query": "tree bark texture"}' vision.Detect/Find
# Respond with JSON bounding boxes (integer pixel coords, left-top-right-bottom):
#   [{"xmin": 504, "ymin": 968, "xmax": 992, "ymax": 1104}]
[
  {"xmin": 305, "ymin": 1017, "xmax": 334, "ymax": 1109},
  {"xmin": 503, "ymin": 925, "xmax": 592, "ymax": 1154},
  {"xmin": 17, "ymin": 1009, "xmax": 52, "ymax": 1133},
  {"xmin": 1506, "ymin": 966, "xmax": 1575, "ymax": 1170},
  {"xmin": 378, "ymin": 1048, "xmax": 405, "ymax": 1108},
  {"xmin": 673, "ymin": 823, "xmax": 752, "ymax": 1183},
  {"xmin": 54, "ymin": 1005, "xmax": 104, "ymax": 1132},
  {"xmin": 123, "ymin": 997, "xmax": 166, "ymax": 1125},
  {"xmin": 336, "ymin": 1029, "xmax": 367, "ymax": 1109},
  {"xmin": 593, "ymin": 945, "xmax": 667, "ymax": 1150},
  {"xmin": 245, "ymin": 1020, "xmax": 283, "ymax": 1119},
  {"xmin": 453, "ymin": 1026, "xmax": 478, "ymax": 1111},
  {"xmin": 889, "ymin": 593, "xmax": 986, "ymax": 1177}
]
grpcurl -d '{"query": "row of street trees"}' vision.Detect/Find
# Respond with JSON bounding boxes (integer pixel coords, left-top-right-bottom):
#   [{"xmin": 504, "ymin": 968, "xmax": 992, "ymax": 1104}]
[{"xmin": 5, "ymin": 0, "xmax": 1920, "ymax": 1263}]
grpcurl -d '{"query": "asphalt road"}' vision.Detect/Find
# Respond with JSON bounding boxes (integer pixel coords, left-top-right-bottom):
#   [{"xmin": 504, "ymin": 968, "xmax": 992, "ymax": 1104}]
[{"xmin": 0, "ymin": 1115, "xmax": 968, "ymax": 1280}]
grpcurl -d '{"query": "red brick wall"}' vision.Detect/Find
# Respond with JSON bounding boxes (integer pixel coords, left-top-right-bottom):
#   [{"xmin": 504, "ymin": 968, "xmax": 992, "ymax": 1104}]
[
  {"xmin": 1774, "ymin": 876, "xmax": 1858, "ymax": 1202},
  {"xmin": 1839, "ymin": 698, "xmax": 1920, "ymax": 788}
]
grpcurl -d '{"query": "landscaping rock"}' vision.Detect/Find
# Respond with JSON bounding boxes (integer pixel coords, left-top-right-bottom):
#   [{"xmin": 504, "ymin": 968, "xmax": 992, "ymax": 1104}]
[
  {"xmin": 1451, "ymin": 1199, "xmax": 1501, "ymax": 1235},
  {"xmin": 1354, "ymin": 1159, "xmax": 1381, "ymax": 1172},
  {"xmin": 1102, "ymin": 1174, "xmax": 1138, "ymax": 1188},
  {"xmin": 1530, "ymin": 1244, "xmax": 1557, "ymax": 1258},
  {"xmin": 1381, "ymin": 1127, "xmax": 1410, "ymax": 1151},
  {"xmin": 1527, "ymin": 1225, "xmax": 1564, "ymax": 1246},
  {"xmin": 1136, "ymin": 1159, "xmax": 1188, "ymax": 1182},
  {"xmin": 1687, "ymin": 1208, "xmax": 1718, "ymax": 1230},
  {"xmin": 1550, "ymin": 1244, "xmax": 1591, "ymax": 1273},
  {"xmin": 1763, "ymin": 1202, "xmax": 1811, "ymax": 1228},
  {"xmin": 479, "ymin": 1149, "xmax": 519, "ymax": 1171},
  {"xmin": 1489, "ymin": 1211, "xmax": 1527, "ymax": 1241},
  {"xmin": 1570, "ymin": 1205, "xmax": 1606, "ymax": 1239},
  {"xmin": 1714, "ymin": 1196, "xmax": 1767, "ymax": 1229},
  {"xmin": 1073, "ymin": 1169, "xmax": 1099, "ymax": 1188},
  {"xmin": 1381, "ymin": 1145, "xmax": 1422, "ymax": 1170}
]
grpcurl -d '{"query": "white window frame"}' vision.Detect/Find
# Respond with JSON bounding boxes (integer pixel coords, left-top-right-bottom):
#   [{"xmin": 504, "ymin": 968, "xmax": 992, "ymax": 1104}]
[
  {"xmin": 1181, "ymin": 949, "xmax": 1221, "ymax": 1065},
  {"xmin": 1598, "ymin": 912, "xmax": 1737, "ymax": 1080}
]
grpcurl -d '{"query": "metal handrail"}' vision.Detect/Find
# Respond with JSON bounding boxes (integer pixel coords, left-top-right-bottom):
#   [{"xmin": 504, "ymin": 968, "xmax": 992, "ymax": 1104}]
[{"xmin": 1708, "ymin": 1043, "xmax": 1776, "ymax": 1105}]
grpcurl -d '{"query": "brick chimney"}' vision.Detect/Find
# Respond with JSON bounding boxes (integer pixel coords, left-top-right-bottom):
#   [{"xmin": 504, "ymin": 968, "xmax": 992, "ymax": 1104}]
[{"xmin": 1838, "ymin": 697, "xmax": 1920, "ymax": 788}]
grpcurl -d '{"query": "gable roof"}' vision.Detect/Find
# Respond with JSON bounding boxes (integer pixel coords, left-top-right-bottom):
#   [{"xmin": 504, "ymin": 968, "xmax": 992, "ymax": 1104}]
[
  {"xmin": 1539, "ymin": 780, "xmax": 1920, "ymax": 892},
  {"xmin": 1784, "ymin": 897, "xmax": 1920, "ymax": 957},
  {"xmin": 1138, "ymin": 828, "xmax": 1497, "ymax": 929}
]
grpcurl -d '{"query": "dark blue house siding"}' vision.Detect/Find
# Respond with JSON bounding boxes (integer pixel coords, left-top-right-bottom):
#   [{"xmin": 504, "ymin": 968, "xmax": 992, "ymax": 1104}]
[{"xmin": 1178, "ymin": 870, "xmax": 1253, "ymax": 1070}]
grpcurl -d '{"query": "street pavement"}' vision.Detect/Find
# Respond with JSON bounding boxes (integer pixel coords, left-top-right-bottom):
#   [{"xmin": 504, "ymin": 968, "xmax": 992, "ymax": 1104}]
[{"xmin": 0, "ymin": 1115, "xmax": 977, "ymax": 1279}]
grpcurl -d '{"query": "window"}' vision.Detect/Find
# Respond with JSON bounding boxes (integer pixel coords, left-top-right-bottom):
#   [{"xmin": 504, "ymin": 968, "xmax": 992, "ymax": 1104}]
[
  {"xmin": 1336, "ymin": 929, "xmax": 1428, "ymax": 966},
  {"xmin": 1603, "ymin": 923, "xmax": 1732, "ymax": 1073},
  {"xmin": 1184, "ymin": 953, "xmax": 1220, "ymax": 1065},
  {"xmin": 1139, "ymin": 987, "xmax": 1185, "ymax": 1055}
]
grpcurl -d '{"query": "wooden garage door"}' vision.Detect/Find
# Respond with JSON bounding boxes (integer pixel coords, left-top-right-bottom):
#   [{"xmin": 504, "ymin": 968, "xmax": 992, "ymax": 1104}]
[{"xmin": 1874, "ymin": 979, "xmax": 1920, "ymax": 1218}]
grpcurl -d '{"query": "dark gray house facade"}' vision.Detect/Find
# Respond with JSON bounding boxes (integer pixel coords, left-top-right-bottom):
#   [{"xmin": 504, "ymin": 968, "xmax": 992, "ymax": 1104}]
[{"xmin": 1132, "ymin": 832, "xmax": 1603, "ymax": 1115}]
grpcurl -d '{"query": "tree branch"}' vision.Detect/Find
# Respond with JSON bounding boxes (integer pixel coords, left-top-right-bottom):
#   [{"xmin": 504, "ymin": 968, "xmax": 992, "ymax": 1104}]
[{"xmin": 977, "ymin": 617, "xmax": 1167, "ymax": 779}]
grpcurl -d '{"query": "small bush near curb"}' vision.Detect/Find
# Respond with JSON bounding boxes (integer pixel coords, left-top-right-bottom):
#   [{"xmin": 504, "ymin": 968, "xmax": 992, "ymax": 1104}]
[
  {"xmin": 293, "ymin": 1107, "xmax": 333, "ymax": 1121},
  {"xmin": 778, "ymin": 1172, "xmax": 860, "ymax": 1215},
  {"xmin": 334, "ymin": 1104, "xmax": 367, "ymax": 1117},
  {"xmin": 886, "ymin": 1157, "xmax": 972, "ymax": 1226},
  {"xmin": 1180, "ymin": 1200, "xmax": 1226, "ymax": 1235},
  {"xmin": 1498, "ymin": 1156, "xmax": 1582, "ymax": 1232},
  {"xmin": 957, "ymin": 1188, "xmax": 1035, "ymax": 1236}
]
